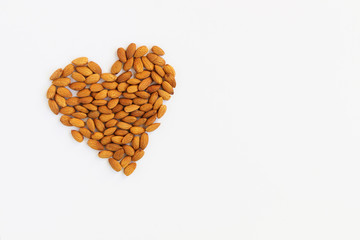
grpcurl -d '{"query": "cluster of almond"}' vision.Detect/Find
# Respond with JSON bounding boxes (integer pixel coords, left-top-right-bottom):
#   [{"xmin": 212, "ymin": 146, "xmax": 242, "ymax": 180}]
[{"xmin": 47, "ymin": 44, "xmax": 176, "ymax": 176}]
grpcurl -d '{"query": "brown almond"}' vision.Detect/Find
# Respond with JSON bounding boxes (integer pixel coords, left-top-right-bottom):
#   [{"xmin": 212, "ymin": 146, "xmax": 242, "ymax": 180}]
[
  {"xmin": 115, "ymin": 111, "xmax": 129, "ymax": 119},
  {"xmin": 117, "ymin": 71, "xmax": 132, "ymax": 82},
  {"xmin": 87, "ymin": 139, "xmax": 104, "ymax": 150},
  {"xmin": 117, "ymin": 121, "xmax": 132, "ymax": 130},
  {"xmin": 133, "ymin": 58, "xmax": 144, "ymax": 73},
  {"xmin": 151, "ymin": 71, "xmax": 163, "ymax": 84},
  {"xmin": 92, "ymin": 132, "xmax": 104, "ymax": 140},
  {"xmin": 158, "ymin": 89, "xmax": 171, "ymax": 100},
  {"xmin": 60, "ymin": 115, "xmax": 72, "ymax": 126},
  {"xmin": 57, "ymin": 87, "xmax": 72, "ymax": 98},
  {"xmin": 88, "ymin": 110, "xmax": 100, "ymax": 118},
  {"xmin": 134, "ymin": 46, "xmax": 148, "ymax": 58},
  {"xmin": 98, "ymin": 106, "xmax": 112, "ymax": 114},
  {"xmin": 55, "ymin": 94, "xmax": 66, "ymax": 107},
  {"xmin": 132, "ymin": 149, "xmax": 145, "ymax": 161},
  {"xmin": 111, "ymin": 60, "xmax": 122, "ymax": 75},
  {"xmin": 123, "ymin": 93, "xmax": 137, "ymax": 99},
  {"xmin": 130, "ymin": 127, "xmax": 145, "ymax": 135},
  {"xmin": 77, "ymin": 89, "xmax": 91, "ymax": 97},
  {"xmin": 105, "ymin": 143, "xmax": 122, "ymax": 151},
  {"xmin": 151, "ymin": 46, "xmax": 165, "ymax": 56},
  {"xmin": 79, "ymin": 96, "xmax": 94, "ymax": 104},
  {"xmin": 130, "ymin": 110, "xmax": 145, "ymax": 117},
  {"xmin": 111, "ymin": 136, "xmax": 124, "ymax": 144},
  {"xmin": 133, "ymin": 118, "xmax": 147, "ymax": 126},
  {"xmin": 153, "ymin": 97, "xmax": 163, "ymax": 110},
  {"xmin": 141, "ymin": 56, "xmax": 154, "ymax": 70},
  {"xmin": 99, "ymin": 113, "xmax": 114, "ymax": 123},
  {"xmin": 127, "ymin": 85, "xmax": 138, "ymax": 93},
  {"xmin": 115, "ymin": 129, "xmax": 129, "ymax": 136},
  {"xmin": 112, "ymin": 104, "xmax": 123, "ymax": 113},
  {"xmin": 157, "ymin": 105, "xmax": 167, "ymax": 118},
  {"xmin": 127, "ymin": 78, "xmax": 141, "ymax": 85},
  {"xmin": 164, "ymin": 74, "xmax": 176, "ymax": 88},
  {"xmin": 102, "ymin": 82, "xmax": 118, "ymax": 90},
  {"xmin": 75, "ymin": 105, "xmax": 89, "ymax": 113},
  {"xmin": 135, "ymin": 91, "xmax": 150, "ymax": 99},
  {"xmin": 132, "ymin": 136, "xmax": 140, "ymax": 150},
  {"xmin": 124, "ymin": 162, "xmax": 136, "ymax": 176},
  {"xmin": 139, "ymin": 103, "xmax": 152, "ymax": 112},
  {"xmin": 79, "ymin": 128, "xmax": 92, "ymax": 138},
  {"xmin": 117, "ymin": 47, "xmax": 127, "ymax": 63},
  {"xmin": 85, "ymin": 74, "xmax": 100, "ymax": 84},
  {"xmin": 95, "ymin": 89, "xmax": 108, "ymax": 100},
  {"xmin": 76, "ymin": 66, "xmax": 93, "ymax": 76},
  {"xmin": 94, "ymin": 119, "xmax": 105, "ymax": 132},
  {"xmin": 72, "ymin": 112, "xmax": 87, "ymax": 119},
  {"xmin": 104, "ymin": 127, "xmax": 117, "ymax": 136},
  {"xmin": 121, "ymin": 156, "xmax": 132, "ymax": 168},
  {"xmin": 90, "ymin": 83, "xmax": 103, "ymax": 92},
  {"xmin": 69, "ymin": 118, "xmax": 85, "ymax": 128},
  {"xmin": 50, "ymin": 68, "xmax": 63, "ymax": 80},
  {"xmin": 48, "ymin": 99, "xmax": 59, "ymax": 115},
  {"xmin": 163, "ymin": 64, "xmax": 175, "ymax": 76},
  {"xmin": 101, "ymin": 73, "xmax": 117, "ymax": 82},
  {"xmin": 71, "ymin": 72, "xmax": 86, "ymax": 82},
  {"xmin": 62, "ymin": 64, "xmax": 75, "ymax": 77},
  {"xmin": 135, "ymin": 71, "xmax": 151, "ymax": 79},
  {"xmin": 53, "ymin": 78, "xmax": 71, "ymax": 87},
  {"xmin": 72, "ymin": 57, "xmax": 88, "ymax": 66},
  {"xmin": 147, "ymin": 53, "xmax": 165, "ymax": 66},
  {"xmin": 123, "ymin": 145, "xmax": 135, "ymax": 156},
  {"xmin": 105, "ymin": 119, "xmax": 118, "ymax": 128},
  {"xmin": 98, "ymin": 150, "xmax": 113, "ymax": 158},
  {"xmin": 124, "ymin": 104, "xmax": 140, "ymax": 113},
  {"xmin": 88, "ymin": 61, "xmax": 102, "ymax": 74},
  {"xmin": 140, "ymin": 133, "xmax": 149, "ymax": 149},
  {"xmin": 162, "ymin": 81, "xmax": 174, "ymax": 94},
  {"xmin": 101, "ymin": 135, "xmax": 113, "ymax": 145},
  {"xmin": 138, "ymin": 77, "xmax": 152, "ymax": 91},
  {"xmin": 60, "ymin": 106, "xmax": 75, "ymax": 115},
  {"xmin": 92, "ymin": 100, "xmax": 107, "ymax": 106},
  {"xmin": 126, "ymin": 43, "xmax": 136, "ymax": 58},
  {"xmin": 149, "ymin": 92, "xmax": 159, "ymax": 104},
  {"xmin": 155, "ymin": 65, "xmax": 165, "ymax": 77},
  {"xmin": 123, "ymin": 57, "xmax": 134, "ymax": 71},
  {"xmin": 145, "ymin": 115, "xmax": 157, "ymax": 126},
  {"xmin": 122, "ymin": 133, "xmax": 134, "ymax": 144},
  {"xmin": 86, "ymin": 118, "xmax": 95, "ymax": 132},
  {"xmin": 108, "ymin": 90, "xmax": 121, "ymax": 99},
  {"xmin": 146, "ymin": 123, "xmax": 160, "ymax": 132},
  {"xmin": 69, "ymin": 82, "xmax": 86, "ymax": 91},
  {"xmin": 71, "ymin": 130, "xmax": 83, "ymax": 142},
  {"xmin": 143, "ymin": 109, "xmax": 157, "ymax": 118},
  {"xmin": 122, "ymin": 116, "xmax": 137, "ymax": 123},
  {"xmin": 109, "ymin": 158, "xmax": 122, "ymax": 172},
  {"xmin": 146, "ymin": 84, "xmax": 161, "ymax": 93},
  {"xmin": 119, "ymin": 98, "xmax": 132, "ymax": 106},
  {"xmin": 47, "ymin": 85, "xmax": 56, "ymax": 99},
  {"xmin": 113, "ymin": 148, "xmax": 125, "ymax": 160},
  {"xmin": 133, "ymin": 98, "xmax": 148, "ymax": 105}
]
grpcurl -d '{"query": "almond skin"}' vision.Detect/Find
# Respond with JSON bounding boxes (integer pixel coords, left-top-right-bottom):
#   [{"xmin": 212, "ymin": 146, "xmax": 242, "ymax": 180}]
[
  {"xmin": 117, "ymin": 121, "xmax": 132, "ymax": 130},
  {"xmin": 106, "ymin": 143, "xmax": 122, "ymax": 151},
  {"xmin": 85, "ymin": 74, "xmax": 100, "ymax": 84},
  {"xmin": 47, "ymin": 85, "xmax": 56, "ymax": 99},
  {"xmin": 151, "ymin": 46, "xmax": 165, "ymax": 56},
  {"xmin": 126, "ymin": 43, "xmax": 136, "ymax": 58},
  {"xmin": 50, "ymin": 68, "xmax": 63, "ymax": 80},
  {"xmin": 132, "ymin": 149, "xmax": 145, "ymax": 161},
  {"xmin": 87, "ymin": 139, "xmax": 104, "ymax": 150},
  {"xmin": 164, "ymin": 74, "xmax": 176, "ymax": 88},
  {"xmin": 111, "ymin": 61, "xmax": 122, "ymax": 74},
  {"xmin": 134, "ymin": 46, "xmax": 149, "ymax": 58},
  {"xmin": 146, "ymin": 123, "xmax": 160, "ymax": 132},
  {"xmin": 52, "ymin": 78, "xmax": 71, "ymax": 87},
  {"xmin": 111, "ymin": 136, "xmax": 124, "ymax": 144},
  {"xmin": 124, "ymin": 162, "xmax": 137, "ymax": 176},
  {"xmin": 71, "ymin": 130, "xmax": 83, "ymax": 142},
  {"xmin": 117, "ymin": 47, "xmax": 127, "ymax": 63},
  {"xmin": 92, "ymin": 132, "xmax": 104, "ymax": 141},
  {"xmin": 69, "ymin": 82, "xmax": 86, "ymax": 91},
  {"xmin": 109, "ymin": 158, "xmax": 122, "ymax": 172},
  {"xmin": 98, "ymin": 150, "xmax": 113, "ymax": 158},
  {"xmin": 140, "ymin": 133, "xmax": 149, "ymax": 149},
  {"xmin": 145, "ymin": 115, "xmax": 156, "ymax": 126},
  {"xmin": 138, "ymin": 77, "xmax": 152, "ymax": 91},
  {"xmin": 146, "ymin": 84, "xmax": 161, "ymax": 93},
  {"xmin": 72, "ymin": 72, "xmax": 86, "ymax": 82},
  {"xmin": 155, "ymin": 65, "xmax": 165, "ymax": 77},
  {"xmin": 60, "ymin": 106, "xmax": 75, "ymax": 115},
  {"xmin": 153, "ymin": 97, "xmax": 163, "ymax": 110},
  {"xmin": 88, "ymin": 61, "xmax": 102, "ymax": 74},
  {"xmin": 48, "ymin": 99, "xmax": 59, "ymax": 115},
  {"xmin": 157, "ymin": 105, "xmax": 167, "ymax": 118}
]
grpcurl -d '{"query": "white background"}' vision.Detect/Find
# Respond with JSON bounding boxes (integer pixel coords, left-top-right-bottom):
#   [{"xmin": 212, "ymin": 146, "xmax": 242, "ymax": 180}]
[{"xmin": 0, "ymin": 0, "xmax": 360, "ymax": 239}]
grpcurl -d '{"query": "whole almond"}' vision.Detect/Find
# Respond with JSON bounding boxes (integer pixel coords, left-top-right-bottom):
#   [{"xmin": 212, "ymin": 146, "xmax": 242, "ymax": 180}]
[
  {"xmin": 101, "ymin": 73, "xmax": 117, "ymax": 82},
  {"xmin": 112, "ymin": 136, "xmax": 124, "ymax": 144},
  {"xmin": 141, "ymin": 56, "xmax": 154, "ymax": 70},
  {"xmin": 85, "ymin": 74, "xmax": 101, "ymax": 84},
  {"xmin": 112, "ymin": 104, "xmax": 124, "ymax": 113},
  {"xmin": 145, "ymin": 115, "xmax": 157, "ymax": 126},
  {"xmin": 132, "ymin": 136, "xmax": 140, "ymax": 150},
  {"xmin": 122, "ymin": 133, "xmax": 134, "ymax": 144},
  {"xmin": 106, "ymin": 143, "xmax": 122, "ymax": 151},
  {"xmin": 162, "ymin": 81, "xmax": 174, "ymax": 94},
  {"xmin": 92, "ymin": 132, "xmax": 104, "ymax": 140},
  {"xmin": 119, "ymin": 98, "xmax": 132, "ymax": 106},
  {"xmin": 75, "ymin": 105, "xmax": 89, "ymax": 113},
  {"xmin": 155, "ymin": 65, "xmax": 165, "ymax": 77},
  {"xmin": 94, "ymin": 119, "xmax": 105, "ymax": 132},
  {"xmin": 95, "ymin": 89, "xmax": 108, "ymax": 100},
  {"xmin": 60, "ymin": 106, "xmax": 75, "ymax": 115},
  {"xmin": 131, "ymin": 110, "xmax": 145, "ymax": 117},
  {"xmin": 60, "ymin": 115, "xmax": 72, "ymax": 126},
  {"xmin": 117, "ymin": 71, "xmax": 132, "ymax": 82},
  {"xmin": 143, "ymin": 109, "xmax": 157, "ymax": 118},
  {"xmin": 76, "ymin": 66, "xmax": 93, "ymax": 76},
  {"xmin": 133, "ymin": 58, "xmax": 143, "ymax": 73},
  {"xmin": 55, "ymin": 94, "xmax": 66, "ymax": 107},
  {"xmin": 105, "ymin": 119, "xmax": 118, "ymax": 128},
  {"xmin": 101, "ymin": 135, "xmax": 113, "ymax": 145},
  {"xmin": 72, "ymin": 72, "xmax": 86, "ymax": 82},
  {"xmin": 108, "ymin": 90, "xmax": 121, "ymax": 99},
  {"xmin": 153, "ymin": 97, "xmax": 163, "ymax": 110},
  {"xmin": 92, "ymin": 100, "xmax": 108, "ymax": 106},
  {"xmin": 157, "ymin": 105, "xmax": 167, "ymax": 118},
  {"xmin": 87, "ymin": 139, "xmax": 104, "ymax": 150},
  {"xmin": 90, "ymin": 83, "xmax": 103, "ymax": 92},
  {"xmin": 113, "ymin": 148, "xmax": 125, "ymax": 160},
  {"xmin": 122, "ymin": 116, "xmax": 137, "ymax": 123},
  {"xmin": 86, "ymin": 118, "xmax": 95, "ymax": 132},
  {"xmin": 57, "ymin": 87, "xmax": 72, "ymax": 98},
  {"xmin": 147, "ymin": 53, "xmax": 165, "ymax": 66},
  {"xmin": 146, "ymin": 84, "xmax": 161, "ymax": 93},
  {"xmin": 123, "ymin": 145, "xmax": 135, "ymax": 156},
  {"xmin": 164, "ymin": 74, "xmax": 176, "ymax": 88},
  {"xmin": 72, "ymin": 112, "xmax": 87, "ymax": 119},
  {"xmin": 132, "ymin": 149, "xmax": 145, "ymax": 161},
  {"xmin": 77, "ymin": 89, "xmax": 91, "ymax": 97},
  {"xmin": 48, "ymin": 99, "xmax": 59, "ymax": 115},
  {"xmin": 146, "ymin": 123, "xmax": 160, "ymax": 132},
  {"xmin": 79, "ymin": 128, "xmax": 92, "ymax": 138},
  {"xmin": 70, "ymin": 118, "xmax": 85, "ymax": 128},
  {"xmin": 98, "ymin": 150, "xmax": 113, "ymax": 158},
  {"xmin": 47, "ymin": 85, "xmax": 56, "ymax": 99},
  {"xmin": 104, "ymin": 127, "xmax": 117, "ymax": 136},
  {"xmin": 109, "ymin": 158, "xmax": 122, "ymax": 172},
  {"xmin": 124, "ymin": 104, "xmax": 140, "ymax": 113},
  {"xmin": 121, "ymin": 156, "xmax": 132, "ymax": 168},
  {"xmin": 127, "ymin": 78, "xmax": 141, "ymax": 85},
  {"xmin": 102, "ymin": 82, "xmax": 118, "ymax": 89},
  {"xmin": 83, "ymin": 103, "xmax": 97, "ymax": 111},
  {"xmin": 151, "ymin": 46, "xmax": 165, "ymax": 56},
  {"xmin": 62, "ymin": 64, "xmax": 75, "ymax": 77},
  {"xmin": 151, "ymin": 71, "xmax": 162, "ymax": 84},
  {"xmin": 135, "ymin": 71, "xmax": 151, "ymax": 79},
  {"xmin": 133, "ymin": 98, "xmax": 148, "ymax": 105},
  {"xmin": 72, "ymin": 57, "xmax": 88, "ymax": 66},
  {"xmin": 88, "ymin": 61, "xmax": 102, "ymax": 74},
  {"xmin": 71, "ymin": 130, "xmax": 83, "ymax": 142},
  {"xmin": 88, "ymin": 110, "xmax": 100, "ymax": 118},
  {"xmin": 115, "ymin": 129, "xmax": 129, "ymax": 136},
  {"xmin": 117, "ymin": 121, "xmax": 132, "ymax": 130},
  {"xmin": 50, "ymin": 68, "xmax": 63, "ymax": 80},
  {"xmin": 135, "ymin": 91, "xmax": 150, "ymax": 99},
  {"xmin": 134, "ymin": 46, "xmax": 149, "ymax": 58},
  {"xmin": 123, "ymin": 57, "xmax": 134, "ymax": 71},
  {"xmin": 127, "ymin": 85, "xmax": 138, "ymax": 93},
  {"xmin": 115, "ymin": 111, "xmax": 129, "ymax": 119},
  {"xmin": 117, "ymin": 47, "xmax": 127, "ymax": 63},
  {"xmin": 140, "ymin": 133, "xmax": 149, "ymax": 149},
  {"xmin": 158, "ymin": 89, "xmax": 171, "ymax": 100},
  {"xmin": 111, "ymin": 61, "xmax": 122, "ymax": 75},
  {"xmin": 149, "ymin": 92, "xmax": 158, "ymax": 104},
  {"xmin": 139, "ymin": 103, "xmax": 152, "ymax": 112},
  {"xmin": 53, "ymin": 78, "xmax": 71, "ymax": 87},
  {"xmin": 124, "ymin": 162, "xmax": 136, "ymax": 176},
  {"xmin": 138, "ymin": 77, "xmax": 152, "ymax": 91},
  {"xmin": 126, "ymin": 43, "xmax": 136, "ymax": 58},
  {"xmin": 69, "ymin": 82, "xmax": 86, "ymax": 91},
  {"xmin": 99, "ymin": 106, "xmax": 112, "ymax": 114},
  {"xmin": 133, "ymin": 118, "xmax": 147, "ymax": 126},
  {"xmin": 130, "ymin": 127, "xmax": 145, "ymax": 135},
  {"xmin": 163, "ymin": 64, "xmax": 176, "ymax": 76}
]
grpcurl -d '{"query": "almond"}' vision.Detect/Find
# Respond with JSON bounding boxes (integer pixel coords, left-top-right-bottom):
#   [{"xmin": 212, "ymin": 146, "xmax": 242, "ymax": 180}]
[
  {"xmin": 108, "ymin": 90, "xmax": 121, "ymax": 99},
  {"xmin": 158, "ymin": 89, "xmax": 171, "ymax": 100},
  {"xmin": 75, "ymin": 105, "xmax": 89, "ymax": 113},
  {"xmin": 72, "ymin": 72, "xmax": 86, "ymax": 82},
  {"xmin": 151, "ymin": 46, "xmax": 165, "ymax": 56},
  {"xmin": 60, "ymin": 106, "xmax": 75, "ymax": 115},
  {"xmin": 140, "ymin": 133, "xmax": 149, "ymax": 149},
  {"xmin": 52, "ymin": 78, "xmax": 71, "ymax": 87},
  {"xmin": 69, "ymin": 82, "xmax": 86, "ymax": 91},
  {"xmin": 135, "ymin": 91, "xmax": 150, "ymax": 99},
  {"xmin": 79, "ymin": 128, "xmax": 92, "ymax": 138},
  {"xmin": 113, "ymin": 148, "xmax": 125, "ymax": 160},
  {"xmin": 126, "ymin": 43, "xmax": 136, "ymax": 58},
  {"xmin": 139, "ymin": 103, "xmax": 153, "ymax": 112},
  {"xmin": 132, "ymin": 149, "xmax": 145, "ymax": 161},
  {"xmin": 134, "ymin": 46, "xmax": 149, "ymax": 58},
  {"xmin": 111, "ymin": 136, "xmax": 124, "ymax": 144},
  {"xmin": 122, "ymin": 116, "xmax": 137, "ymax": 123},
  {"xmin": 101, "ymin": 73, "xmax": 117, "ymax": 82},
  {"xmin": 132, "ymin": 136, "xmax": 140, "ymax": 150},
  {"xmin": 105, "ymin": 143, "xmax": 122, "ymax": 151},
  {"xmin": 146, "ymin": 123, "xmax": 160, "ymax": 132},
  {"xmin": 117, "ymin": 47, "xmax": 127, "ymax": 63},
  {"xmin": 138, "ymin": 77, "xmax": 152, "ymax": 91},
  {"xmin": 117, "ymin": 71, "xmax": 132, "ymax": 82},
  {"xmin": 104, "ymin": 127, "xmax": 117, "ymax": 136},
  {"xmin": 77, "ymin": 89, "xmax": 91, "ymax": 97},
  {"xmin": 123, "ymin": 145, "xmax": 135, "ymax": 156},
  {"xmin": 162, "ymin": 81, "xmax": 174, "ymax": 94},
  {"xmin": 147, "ymin": 53, "xmax": 165, "ymax": 66},
  {"xmin": 48, "ymin": 99, "xmax": 59, "ymax": 115},
  {"xmin": 60, "ymin": 115, "xmax": 72, "ymax": 126},
  {"xmin": 133, "ymin": 58, "xmax": 143, "ymax": 73},
  {"xmin": 98, "ymin": 150, "xmax": 113, "ymax": 158},
  {"xmin": 135, "ymin": 71, "xmax": 151, "ymax": 79},
  {"xmin": 94, "ymin": 119, "xmax": 105, "ymax": 132},
  {"xmin": 133, "ymin": 98, "xmax": 148, "ymax": 105},
  {"xmin": 151, "ymin": 71, "xmax": 163, "ymax": 84},
  {"xmin": 123, "ymin": 92, "xmax": 137, "ymax": 99},
  {"xmin": 57, "ymin": 87, "xmax": 72, "ymax": 98},
  {"xmin": 146, "ymin": 84, "xmax": 161, "ymax": 93},
  {"xmin": 122, "ymin": 133, "xmax": 134, "ymax": 144},
  {"xmin": 130, "ymin": 127, "xmax": 145, "ymax": 135},
  {"xmin": 62, "ymin": 64, "xmax": 75, "ymax": 77},
  {"xmin": 102, "ymin": 82, "xmax": 118, "ymax": 89},
  {"xmin": 88, "ymin": 61, "xmax": 102, "ymax": 74},
  {"xmin": 72, "ymin": 112, "xmax": 87, "ymax": 119},
  {"xmin": 105, "ymin": 119, "xmax": 118, "ymax": 128},
  {"xmin": 101, "ymin": 135, "xmax": 113, "ymax": 145},
  {"xmin": 86, "ymin": 118, "xmax": 96, "ymax": 132},
  {"xmin": 117, "ymin": 121, "xmax": 132, "ymax": 130},
  {"xmin": 133, "ymin": 118, "xmax": 147, "ymax": 126},
  {"xmin": 50, "ymin": 68, "xmax": 63, "ymax": 80},
  {"xmin": 109, "ymin": 158, "xmax": 122, "ymax": 172},
  {"xmin": 124, "ymin": 162, "xmax": 136, "ymax": 176},
  {"xmin": 155, "ymin": 65, "xmax": 165, "ymax": 77},
  {"xmin": 153, "ymin": 97, "xmax": 163, "ymax": 110},
  {"xmin": 123, "ymin": 57, "xmax": 134, "ymax": 71},
  {"xmin": 72, "ymin": 57, "xmax": 88, "ymax": 66},
  {"xmin": 85, "ymin": 74, "xmax": 100, "ymax": 84},
  {"xmin": 46, "ymin": 85, "xmax": 56, "ymax": 99},
  {"xmin": 71, "ymin": 130, "xmax": 83, "ymax": 142},
  {"xmin": 157, "ymin": 105, "xmax": 167, "ymax": 118},
  {"xmin": 164, "ymin": 74, "xmax": 176, "ymax": 88},
  {"xmin": 76, "ymin": 66, "xmax": 93, "ymax": 76},
  {"xmin": 111, "ymin": 61, "xmax": 122, "ymax": 75},
  {"xmin": 149, "ymin": 92, "xmax": 159, "ymax": 104},
  {"xmin": 141, "ymin": 56, "xmax": 154, "ymax": 70},
  {"xmin": 119, "ymin": 98, "xmax": 132, "ymax": 106},
  {"xmin": 70, "ymin": 118, "xmax": 85, "ymax": 128},
  {"xmin": 87, "ymin": 139, "xmax": 104, "ymax": 150},
  {"xmin": 54, "ymin": 94, "xmax": 66, "ymax": 107},
  {"xmin": 163, "ymin": 64, "xmax": 176, "ymax": 76},
  {"xmin": 92, "ymin": 132, "xmax": 104, "ymax": 140},
  {"xmin": 95, "ymin": 89, "xmax": 108, "ymax": 99},
  {"xmin": 145, "ymin": 115, "xmax": 157, "ymax": 126},
  {"xmin": 127, "ymin": 85, "xmax": 138, "ymax": 93},
  {"xmin": 121, "ymin": 156, "xmax": 132, "ymax": 168},
  {"xmin": 124, "ymin": 104, "xmax": 140, "ymax": 113}
]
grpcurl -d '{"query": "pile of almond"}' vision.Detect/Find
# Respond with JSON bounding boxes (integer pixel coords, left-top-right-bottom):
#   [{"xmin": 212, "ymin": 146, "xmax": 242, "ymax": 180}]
[{"xmin": 47, "ymin": 44, "xmax": 176, "ymax": 176}]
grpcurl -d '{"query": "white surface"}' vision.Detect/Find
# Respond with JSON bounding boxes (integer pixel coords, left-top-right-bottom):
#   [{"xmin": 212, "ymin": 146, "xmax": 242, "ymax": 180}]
[{"xmin": 0, "ymin": 0, "xmax": 360, "ymax": 239}]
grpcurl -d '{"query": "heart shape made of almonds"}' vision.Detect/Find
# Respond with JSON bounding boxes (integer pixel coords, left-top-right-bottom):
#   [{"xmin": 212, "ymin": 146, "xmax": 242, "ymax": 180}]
[{"xmin": 47, "ymin": 44, "xmax": 176, "ymax": 176}]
